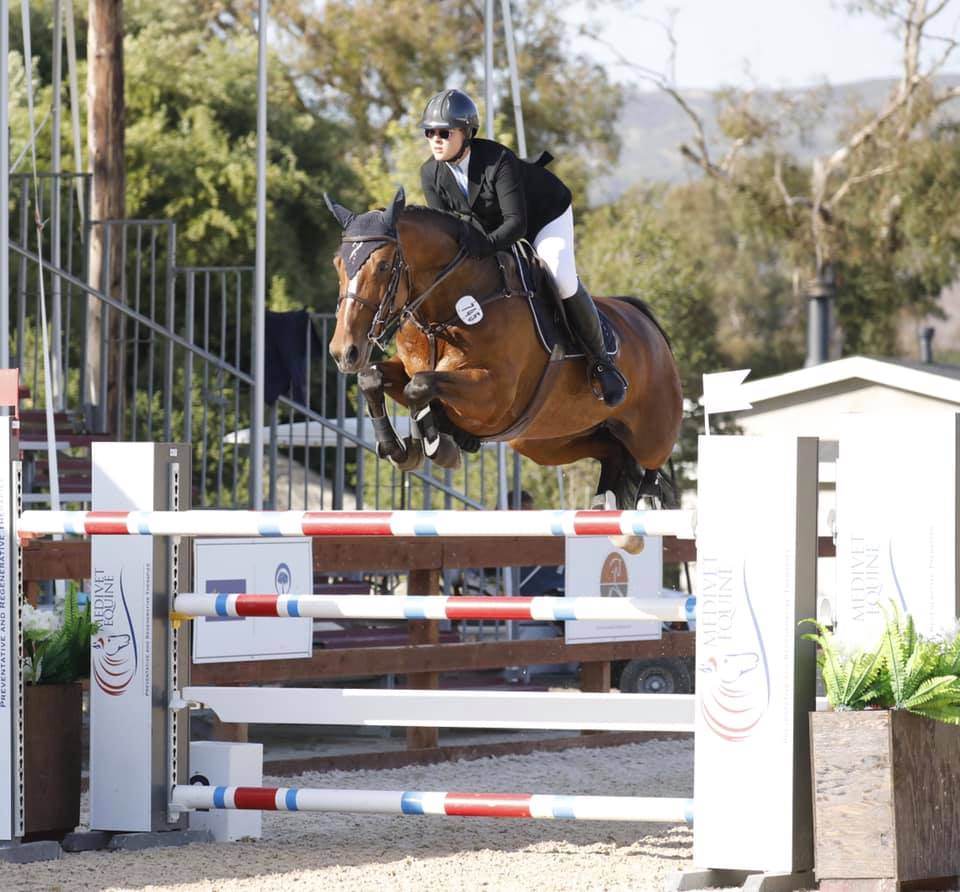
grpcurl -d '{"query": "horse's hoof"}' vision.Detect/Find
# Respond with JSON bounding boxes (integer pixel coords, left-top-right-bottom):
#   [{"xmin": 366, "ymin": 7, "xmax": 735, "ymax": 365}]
[
  {"xmin": 386, "ymin": 436, "xmax": 425, "ymax": 471},
  {"xmin": 375, "ymin": 439, "xmax": 405, "ymax": 461},
  {"xmin": 430, "ymin": 434, "xmax": 461, "ymax": 470},
  {"xmin": 591, "ymin": 490, "xmax": 617, "ymax": 510},
  {"xmin": 610, "ymin": 534, "xmax": 645, "ymax": 555}
]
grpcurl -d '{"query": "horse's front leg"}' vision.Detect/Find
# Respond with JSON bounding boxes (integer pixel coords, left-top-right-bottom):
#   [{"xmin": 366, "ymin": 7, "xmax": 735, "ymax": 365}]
[
  {"xmin": 403, "ymin": 369, "xmax": 501, "ymax": 467},
  {"xmin": 358, "ymin": 359, "xmax": 424, "ymax": 472},
  {"xmin": 404, "ymin": 368, "xmax": 503, "ymax": 421}
]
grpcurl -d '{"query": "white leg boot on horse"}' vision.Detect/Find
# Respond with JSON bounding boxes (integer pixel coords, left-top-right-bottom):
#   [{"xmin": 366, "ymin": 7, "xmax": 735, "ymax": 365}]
[
  {"xmin": 564, "ymin": 282, "xmax": 628, "ymax": 408},
  {"xmin": 413, "ymin": 404, "xmax": 462, "ymax": 470}
]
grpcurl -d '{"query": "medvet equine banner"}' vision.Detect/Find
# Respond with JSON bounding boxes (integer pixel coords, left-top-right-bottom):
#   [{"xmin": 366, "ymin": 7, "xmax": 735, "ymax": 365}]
[
  {"xmin": 0, "ymin": 417, "xmax": 14, "ymax": 839},
  {"xmin": 835, "ymin": 413, "xmax": 959, "ymax": 645},
  {"xmin": 694, "ymin": 435, "xmax": 817, "ymax": 873},
  {"xmin": 90, "ymin": 442, "xmax": 156, "ymax": 831}
]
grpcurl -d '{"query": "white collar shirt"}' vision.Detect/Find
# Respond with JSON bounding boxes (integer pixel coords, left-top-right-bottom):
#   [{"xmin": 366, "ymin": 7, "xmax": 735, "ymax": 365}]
[{"xmin": 446, "ymin": 150, "xmax": 471, "ymax": 198}]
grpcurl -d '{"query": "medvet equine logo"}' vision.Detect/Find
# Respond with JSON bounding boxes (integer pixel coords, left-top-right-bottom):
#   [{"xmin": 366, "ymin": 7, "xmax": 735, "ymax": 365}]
[
  {"xmin": 91, "ymin": 569, "xmax": 139, "ymax": 696},
  {"xmin": 697, "ymin": 560, "xmax": 770, "ymax": 742},
  {"xmin": 599, "ymin": 552, "xmax": 629, "ymax": 597}
]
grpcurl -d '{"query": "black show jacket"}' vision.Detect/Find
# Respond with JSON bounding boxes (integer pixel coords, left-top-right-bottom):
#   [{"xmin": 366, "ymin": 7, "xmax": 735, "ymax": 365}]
[{"xmin": 420, "ymin": 138, "xmax": 572, "ymax": 256}]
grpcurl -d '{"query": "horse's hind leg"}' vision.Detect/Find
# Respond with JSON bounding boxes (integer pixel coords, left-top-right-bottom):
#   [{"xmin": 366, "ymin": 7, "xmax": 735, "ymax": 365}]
[
  {"xmin": 595, "ymin": 436, "xmax": 628, "ymax": 507},
  {"xmin": 512, "ymin": 429, "xmax": 622, "ymax": 508},
  {"xmin": 606, "ymin": 419, "xmax": 680, "ymax": 509},
  {"xmin": 513, "ymin": 428, "xmax": 630, "ymax": 508},
  {"xmin": 637, "ymin": 465, "xmax": 679, "ymax": 508}
]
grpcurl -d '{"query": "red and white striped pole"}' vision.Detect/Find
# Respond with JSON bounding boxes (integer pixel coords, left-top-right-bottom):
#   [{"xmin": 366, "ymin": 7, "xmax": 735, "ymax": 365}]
[
  {"xmin": 173, "ymin": 592, "xmax": 697, "ymax": 624},
  {"xmin": 18, "ymin": 508, "xmax": 696, "ymax": 540},
  {"xmin": 171, "ymin": 784, "xmax": 693, "ymax": 824}
]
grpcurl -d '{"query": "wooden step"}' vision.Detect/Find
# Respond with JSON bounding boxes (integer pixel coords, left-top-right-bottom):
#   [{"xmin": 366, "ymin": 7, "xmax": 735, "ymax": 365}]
[
  {"xmin": 19, "ymin": 409, "xmax": 75, "ymax": 424},
  {"xmin": 30, "ymin": 456, "xmax": 91, "ymax": 471},
  {"xmin": 21, "ymin": 431, "xmax": 111, "ymax": 449},
  {"xmin": 28, "ymin": 479, "xmax": 92, "ymax": 494}
]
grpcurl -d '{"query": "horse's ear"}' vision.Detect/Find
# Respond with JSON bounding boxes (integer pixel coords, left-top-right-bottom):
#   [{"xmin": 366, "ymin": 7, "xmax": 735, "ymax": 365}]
[
  {"xmin": 323, "ymin": 192, "xmax": 356, "ymax": 230},
  {"xmin": 383, "ymin": 186, "xmax": 406, "ymax": 229}
]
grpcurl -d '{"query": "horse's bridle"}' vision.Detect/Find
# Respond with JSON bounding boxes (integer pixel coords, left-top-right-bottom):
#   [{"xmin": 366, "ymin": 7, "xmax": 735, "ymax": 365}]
[{"xmin": 337, "ymin": 232, "xmax": 468, "ymax": 353}]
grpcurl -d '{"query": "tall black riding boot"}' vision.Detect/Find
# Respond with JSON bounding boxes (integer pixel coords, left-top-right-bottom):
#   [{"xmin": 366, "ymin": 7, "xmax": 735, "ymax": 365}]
[{"xmin": 565, "ymin": 282, "xmax": 627, "ymax": 407}]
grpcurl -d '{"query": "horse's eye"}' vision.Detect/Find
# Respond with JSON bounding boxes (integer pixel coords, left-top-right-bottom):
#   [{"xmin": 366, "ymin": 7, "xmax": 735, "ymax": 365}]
[{"xmin": 378, "ymin": 260, "xmax": 390, "ymax": 273}]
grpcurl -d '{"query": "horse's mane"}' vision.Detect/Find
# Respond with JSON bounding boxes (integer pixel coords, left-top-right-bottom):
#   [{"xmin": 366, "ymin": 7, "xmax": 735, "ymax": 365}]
[{"xmin": 400, "ymin": 205, "xmax": 463, "ymax": 242}]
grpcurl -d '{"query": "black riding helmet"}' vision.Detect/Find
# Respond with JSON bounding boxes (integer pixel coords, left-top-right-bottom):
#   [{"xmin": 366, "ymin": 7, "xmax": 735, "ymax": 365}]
[{"xmin": 419, "ymin": 89, "xmax": 480, "ymax": 137}]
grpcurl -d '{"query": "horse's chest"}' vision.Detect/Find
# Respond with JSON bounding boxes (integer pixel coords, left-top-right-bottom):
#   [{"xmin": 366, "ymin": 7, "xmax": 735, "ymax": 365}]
[
  {"xmin": 397, "ymin": 336, "xmax": 433, "ymax": 374},
  {"xmin": 398, "ymin": 332, "xmax": 468, "ymax": 375}
]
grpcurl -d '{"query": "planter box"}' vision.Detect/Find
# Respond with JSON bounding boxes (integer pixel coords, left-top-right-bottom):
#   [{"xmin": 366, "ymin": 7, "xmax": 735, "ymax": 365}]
[
  {"xmin": 24, "ymin": 683, "xmax": 83, "ymax": 839},
  {"xmin": 810, "ymin": 709, "xmax": 960, "ymax": 891}
]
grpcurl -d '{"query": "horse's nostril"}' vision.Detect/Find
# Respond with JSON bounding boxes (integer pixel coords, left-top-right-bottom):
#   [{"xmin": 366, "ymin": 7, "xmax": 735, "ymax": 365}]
[{"xmin": 344, "ymin": 345, "xmax": 359, "ymax": 367}]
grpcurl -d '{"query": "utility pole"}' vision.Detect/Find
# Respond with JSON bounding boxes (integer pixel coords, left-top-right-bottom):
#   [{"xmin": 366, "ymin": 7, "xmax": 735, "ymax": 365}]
[{"xmin": 85, "ymin": 0, "xmax": 125, "ymax": 432}]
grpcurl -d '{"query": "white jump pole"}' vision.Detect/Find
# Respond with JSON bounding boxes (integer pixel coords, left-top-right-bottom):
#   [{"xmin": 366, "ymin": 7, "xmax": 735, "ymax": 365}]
[
  {"xmin": 179, "ymin": 686, "xmax": 695, "ymax": 733},
  {"xmin": 171, "ymin": 784, "xmax": 693, "ymax": 824},
  {"xmin": 173, "ymin": 592, "xmax": 697, "ymax": 624}
]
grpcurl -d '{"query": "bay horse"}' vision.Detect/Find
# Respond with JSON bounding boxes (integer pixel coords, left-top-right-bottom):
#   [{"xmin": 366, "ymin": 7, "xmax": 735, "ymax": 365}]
[{"xmin": 324, "ymin": 188, "xmax": 682, "ymax": 510}]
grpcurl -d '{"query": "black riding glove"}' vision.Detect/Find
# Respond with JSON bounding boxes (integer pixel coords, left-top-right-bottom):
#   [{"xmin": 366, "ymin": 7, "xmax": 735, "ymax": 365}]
[{"xmin": 459, "ymin": 220, "xmax": 495, "ymax": 258}]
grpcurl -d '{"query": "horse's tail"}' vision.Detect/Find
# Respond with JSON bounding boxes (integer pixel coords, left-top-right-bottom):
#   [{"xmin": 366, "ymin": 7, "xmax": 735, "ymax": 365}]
[{"xmin": 608, "ymin": 295, "xmax": 673, "ymax": 352}]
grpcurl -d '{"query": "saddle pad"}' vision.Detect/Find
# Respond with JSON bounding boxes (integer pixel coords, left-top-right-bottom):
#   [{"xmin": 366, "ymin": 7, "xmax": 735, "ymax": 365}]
[
  {"xmin": 507, "ymin": 245, "xmax": 617, "ymax": 359},
  {"xmin": 525, "ymin": 291, "xmax": 618, "ymax": 360}
]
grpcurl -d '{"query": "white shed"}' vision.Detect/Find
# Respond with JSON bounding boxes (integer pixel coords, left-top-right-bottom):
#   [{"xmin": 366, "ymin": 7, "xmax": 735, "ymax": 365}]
[
  {"xmin": 731, "ymin": 355, "xmax": 960, "ymax": 437},
  {"xmin": 723, "ymin": 355, "xmax": 960, "ymax": 624}
]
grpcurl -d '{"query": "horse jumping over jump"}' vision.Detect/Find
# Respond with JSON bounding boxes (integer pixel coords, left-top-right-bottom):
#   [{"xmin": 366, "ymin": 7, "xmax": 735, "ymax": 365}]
[{"xmin": 325, "ymin": 188, "xmax": 682, "ymax": 510}]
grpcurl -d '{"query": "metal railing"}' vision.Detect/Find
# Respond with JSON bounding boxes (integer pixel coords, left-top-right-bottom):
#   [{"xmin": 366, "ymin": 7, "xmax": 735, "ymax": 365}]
[{"xmin": 8, "ymin": 171, "xmax": 528, "ymax": 516}]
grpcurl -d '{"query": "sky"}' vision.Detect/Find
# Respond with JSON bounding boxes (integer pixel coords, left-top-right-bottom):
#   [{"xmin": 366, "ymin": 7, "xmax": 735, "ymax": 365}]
[{"xmin": 568, "ymin": 0, "xmax": 960, "ymax": 91}]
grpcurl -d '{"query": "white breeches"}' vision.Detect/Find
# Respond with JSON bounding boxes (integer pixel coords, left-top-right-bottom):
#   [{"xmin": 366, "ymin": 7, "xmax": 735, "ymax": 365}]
[{"xmin": 532, "ymin": 204, "xmax": 578, "ymax": 299}]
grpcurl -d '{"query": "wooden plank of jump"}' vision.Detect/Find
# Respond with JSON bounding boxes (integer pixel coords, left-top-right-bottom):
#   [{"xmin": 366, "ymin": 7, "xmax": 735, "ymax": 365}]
[
  {"xmin": 21, "ymin": 534, "xmax": 741, "ymax": 581},
  {"xmin": 191, "ymin": 632, "xmax": 695, "ymax": 686}
]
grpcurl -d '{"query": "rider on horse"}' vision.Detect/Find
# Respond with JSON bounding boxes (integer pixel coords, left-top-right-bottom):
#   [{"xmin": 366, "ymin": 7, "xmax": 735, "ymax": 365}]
[{"xmin": 418, "ymin": 88, "xmax": 628, "ymax": 408}]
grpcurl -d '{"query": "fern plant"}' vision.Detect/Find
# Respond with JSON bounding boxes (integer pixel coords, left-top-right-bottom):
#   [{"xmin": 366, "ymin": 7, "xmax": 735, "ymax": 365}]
[
  {"xmin": 802, "ymin": 620, "xmax": 884, "ymax": 710},
  {"xmin": 22, "ymin": 585, "xmax": 99, "ymax": 685},
  {"xmin": 803, "ymin": 604, "xmax": 960, "ymax": 724}
]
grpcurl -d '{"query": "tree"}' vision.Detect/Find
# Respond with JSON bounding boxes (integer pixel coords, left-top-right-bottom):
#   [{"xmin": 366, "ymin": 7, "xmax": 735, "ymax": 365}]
[
  {"xmin": 179, "ymin": 0, "xmax": 623, "ymax": 208},
  {"xmin": 122, "ymin": 10, "xmax": 361, "ymax": 311},
  {"xmin": 591, "ymin": 0, "xmax": 960, "ymax": 358},
  {"xmin": 577, "ymin": 185, "xmax": 728, "ymax": 480}
]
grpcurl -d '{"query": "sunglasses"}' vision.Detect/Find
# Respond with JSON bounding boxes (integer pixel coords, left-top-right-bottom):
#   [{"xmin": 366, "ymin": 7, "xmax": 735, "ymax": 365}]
[{"xmin": 424, "ymin": 128, "xmax": 452, "ymax": 140}]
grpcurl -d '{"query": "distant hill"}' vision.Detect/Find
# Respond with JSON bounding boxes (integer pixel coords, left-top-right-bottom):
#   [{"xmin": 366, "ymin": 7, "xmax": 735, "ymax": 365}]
[{"xmin": 590, "ymin": 76, "xmax": 960, "ymax": 203}]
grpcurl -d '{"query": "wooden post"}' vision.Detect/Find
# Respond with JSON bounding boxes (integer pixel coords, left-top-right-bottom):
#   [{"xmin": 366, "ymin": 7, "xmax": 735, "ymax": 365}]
[
  {"xmin": 579, "ymin": 660, "xmax": 611, "ymax": 736},
  {"xmin": 580, "ymin": 661, "xmax": 611, "ymax": 692},
  {"xmin": 406, "ymin": 567, "xmax": 440, "ymax": 749},
  {"xmin": 210, "ymin": 715, "xmax": 249, "ymax": 744},
  {"xmin": 86, "ymin": 0, "xmax": 125, "ymax": 430}
]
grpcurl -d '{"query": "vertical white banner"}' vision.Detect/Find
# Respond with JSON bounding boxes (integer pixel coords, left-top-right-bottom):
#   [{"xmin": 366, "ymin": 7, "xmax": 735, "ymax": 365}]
[
  {"xmin": 694, "ymin": 435, "xmax": 816, "ymax": 873},
  {"xmin": 0, "ymin": 417, "xmax": 13, "ymax": 839},
  {"xmin": 835, "ymin": 413, "xmax": 959, "ymax": 645},
  {"xmin": 193, "ymin": 538, "xmax": 312, "ymax": 663},
  {"xmin": 564, "ymin": 537, "xmax": 663, "ymax": 643},
  {"xmin": 90, "ymin": 443, "xmax": 156, "ymax": 831}
]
